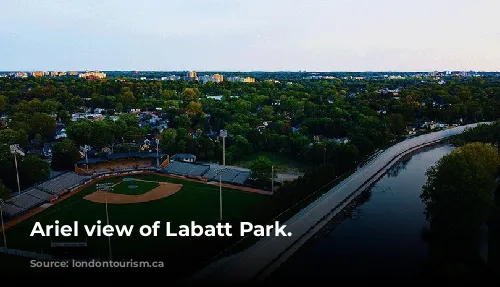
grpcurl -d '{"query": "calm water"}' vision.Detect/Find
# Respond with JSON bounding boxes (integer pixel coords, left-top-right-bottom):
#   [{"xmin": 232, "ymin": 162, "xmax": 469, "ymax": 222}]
[{"xmin": 266, "ymin": 145, "xmax": 456, "ymax": 283}]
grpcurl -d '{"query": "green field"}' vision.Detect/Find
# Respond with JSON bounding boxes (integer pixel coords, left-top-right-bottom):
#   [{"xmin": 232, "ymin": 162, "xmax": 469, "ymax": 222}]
[{"xmin": 0, "ymin": 174, "xmax": 270, "ymax": 277}]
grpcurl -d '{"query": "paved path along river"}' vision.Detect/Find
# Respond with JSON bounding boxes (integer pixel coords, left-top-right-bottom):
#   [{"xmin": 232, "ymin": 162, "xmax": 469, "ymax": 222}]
[{"xmin": 187, "ymin": 122, "xmax": 488, "ymax": 284}]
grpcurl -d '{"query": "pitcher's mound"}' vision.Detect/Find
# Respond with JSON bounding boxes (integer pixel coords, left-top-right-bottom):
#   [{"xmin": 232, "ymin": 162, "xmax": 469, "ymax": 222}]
[{"xmin": 84, "ymin": 182, "xmax": 182, "ymax": 204}]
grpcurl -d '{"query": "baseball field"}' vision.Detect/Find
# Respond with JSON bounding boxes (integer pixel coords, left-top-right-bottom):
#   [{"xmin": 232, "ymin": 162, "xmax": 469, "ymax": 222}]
[{"xmin": 0, "ymin": 173, "xmax": 270, "ymax": 277}]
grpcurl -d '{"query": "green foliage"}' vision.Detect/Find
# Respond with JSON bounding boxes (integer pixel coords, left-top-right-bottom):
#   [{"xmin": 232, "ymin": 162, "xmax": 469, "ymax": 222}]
[
  {"xmin": 18, "ymin": 155, "xmax": 50, "ymax": 187},
  {"xmin": 250, "ymin": 156, "xmax": 275, "ymax": 189},
  {"xmin": 0, "ymin": 180, "xmax": 11, "ymax": 200},
  {"xmin": 51, "ymin": 139, "xmax": 80, "ymax": 171},
  {"xmin": 422, "ymin": 142, "xmax": 500, "ymax": 235}
]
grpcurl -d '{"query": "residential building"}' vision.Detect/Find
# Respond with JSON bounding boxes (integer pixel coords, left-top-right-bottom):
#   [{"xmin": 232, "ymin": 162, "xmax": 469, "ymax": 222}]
[
  {"xmin": 32, "ymin": 71, "xmax": 47, "ymax": 77},
  {"xmin": 78, "ymin": 71, "xmax": 106, "ymax": 79},
  {"xmin": 171, "ymin": 153, "xmax": 196, "ymax": 163},
  {"xmin": 199, "ymin": 74, "xmax": 224, "ymax": 84},
  {"xmin": 185, "ymin": 71, "xmax": 198, "ymax": 81},
  {"xmin": 227, "ymin": 76, "xmax": 255, "ymax": 83}
]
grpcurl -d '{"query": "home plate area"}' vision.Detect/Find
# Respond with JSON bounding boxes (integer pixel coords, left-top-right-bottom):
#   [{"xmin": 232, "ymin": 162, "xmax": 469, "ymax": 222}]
[{"xmin": 84, "ymin": 178, "xmax": 182, "ymax": 204}]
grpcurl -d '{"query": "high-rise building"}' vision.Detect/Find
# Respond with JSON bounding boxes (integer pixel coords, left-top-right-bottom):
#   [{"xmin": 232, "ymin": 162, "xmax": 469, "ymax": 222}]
[
  {"xmin": 212, "ymin": 74, "xmax": 224, "ymax": 82},
  {"xmin": 32, "ymin": 71, "xmax": 46, "ymax": 77},
  {"xmin": 199, "ymin": 74, "xmax": 224, "ymax": 84},
  {"xmin": 185, "ymin": 71, "xmax": 198, "ymax": 81},
  {"xmin": 78, "ymin": 71, "xmax": 106, "ymax": 79}
]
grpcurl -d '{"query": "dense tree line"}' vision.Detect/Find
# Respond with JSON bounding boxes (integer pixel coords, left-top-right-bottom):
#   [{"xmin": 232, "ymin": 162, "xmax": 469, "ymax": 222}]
[
  {"xmin": 1, "ymin": 76, "xmax": 500, "ymax": 197},
  {"xmin": 420, "ymin": 123, "xmax": 500, "ymax": 280}
]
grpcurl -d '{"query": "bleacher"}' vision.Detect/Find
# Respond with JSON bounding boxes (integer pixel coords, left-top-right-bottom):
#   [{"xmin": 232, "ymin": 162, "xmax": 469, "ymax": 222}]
[
  {"xmin": 231, "ymin": 172, "xmax": 250, "ymax": 185},
  {"xmin": 1, "ymin": 203, "xmax": 25, "ymax": 218},
  {"xmin": 0, "ymin": 172, "xmax": 92, "ymax": 219},
  {"xmin": 37, "ymin": 172, "xmax": 90, "ymax": 195},
  {"xmin": 6, "ymin": 192, "xmax": 44, "ymax": 213},
  {"xmin": 187, "ymin": 164, "xmax": 210, "ymax": 177},
  {"xmin": 25, "ymin": 188, "xmax": 52, "ymax": 200},
  {"xmin": 163, "ymin": 161, "xmax": 196, "ymax": 176}
]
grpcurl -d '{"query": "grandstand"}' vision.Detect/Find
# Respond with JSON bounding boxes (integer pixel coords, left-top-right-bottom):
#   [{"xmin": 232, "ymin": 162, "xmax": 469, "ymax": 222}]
[
  {"xmin": 37, "ymin": 172, "xmax": 90, "ymax": 195},
  {"xmin": 162, "ymin": 162, "xmax": 251, "ymax": 186},
  {"xmin": 1, "ymin": 172, "xmax": 90, "ymax": 219},
  {"xmin": 163, "ymin": 161, "xmax": 196, "ymax": 176}
]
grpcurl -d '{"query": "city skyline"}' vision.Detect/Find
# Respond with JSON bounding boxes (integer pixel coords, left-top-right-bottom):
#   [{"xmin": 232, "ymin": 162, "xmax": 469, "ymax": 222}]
[{"xmin": 1, "ymin": 0, "xmax": 499, "ymax": 72}]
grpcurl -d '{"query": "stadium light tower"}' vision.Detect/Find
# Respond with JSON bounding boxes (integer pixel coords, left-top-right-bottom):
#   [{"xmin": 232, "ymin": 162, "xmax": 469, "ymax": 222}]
[
  {"xmin": 10, "ymin": 144, "xmax": 23, "ymax": 194},
  {"xmin": 155, "ymin": 138, "xmax": 160, "ymax": 168},
  {"xmin": 220, "ymin": 130, "xmax": 227, "ymax": 166},
  {"xmin": 271, "ymin": 165, "xmax": 274, "ymax": 193},
  {"xmin": 97, "ymin": 183, "xmax": 113, "ymax": 260},
  {"xmin": 217, "ymin": 167, "xmax": 228, "ymax": 222},
  {"xmin": 82, "ymin": 145, "xmax": 90, "ymax": 171},
  {"xmin": 0, "ymin": 199, "xmax": 7, "ymax": 248}
]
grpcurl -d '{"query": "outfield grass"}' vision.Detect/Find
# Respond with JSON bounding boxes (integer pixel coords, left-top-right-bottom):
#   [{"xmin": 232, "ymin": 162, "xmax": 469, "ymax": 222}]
[{"xmin": 1, "ymin": 174, "xmax": 270, "ymax": 277}]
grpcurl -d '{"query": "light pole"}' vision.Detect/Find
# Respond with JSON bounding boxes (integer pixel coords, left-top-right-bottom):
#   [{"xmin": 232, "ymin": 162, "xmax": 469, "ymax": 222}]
[
  {"xmin": 10, "ymin": 144, "xmax": 22, "ymax": 195},
  {"xmin": 217, "ymin": 168, "xmax": 227, "ymax": 222},
  {"xmin": 271, "ymin": 165, "xmax": 274, "ymax": 193},
  {"xmin": 0, "ymin": 199, "xmax": 6, "ymax": 248},
  {"xmin": 83, "ymin": 145, "xmax": 90, "ymax": 171},
  {"xmin": 220, "ymin": 130, "xmax": 227, "ymax": 166},
  {"xmin": 323, "ymin": 147, "xmax": 326, "ymax": 165},
  {"xmin": 155, "ymin": 139, "xmax": 160, "ymax": 168},
  {"xmin": 97, "ymin": 183, "xmax": 113, "ymax": 260}
]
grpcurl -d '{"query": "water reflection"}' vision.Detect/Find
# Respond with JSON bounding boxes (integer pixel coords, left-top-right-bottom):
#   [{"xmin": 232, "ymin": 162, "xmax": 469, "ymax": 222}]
[{"xmin": 265, "ymin": 145, "xmax": 457, "ymax": 284}]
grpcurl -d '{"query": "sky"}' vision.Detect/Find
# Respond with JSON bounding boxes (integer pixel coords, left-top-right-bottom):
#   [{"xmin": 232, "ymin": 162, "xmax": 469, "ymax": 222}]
[{"xmin": 1, "ymin": 0, "xmax": 499, "ymax": 72}]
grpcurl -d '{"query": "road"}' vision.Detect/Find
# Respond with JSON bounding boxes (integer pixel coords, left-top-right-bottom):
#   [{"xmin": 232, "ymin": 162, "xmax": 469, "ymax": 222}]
[{"xmin": 185, "ymin": 122, "xmax": 488, "ymax": 284}]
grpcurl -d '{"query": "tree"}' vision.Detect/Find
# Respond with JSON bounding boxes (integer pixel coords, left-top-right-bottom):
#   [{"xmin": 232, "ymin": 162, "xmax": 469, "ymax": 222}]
[
  {"xmin": 0, "ymin": 129, "xmax": 28, "ymax": 147},
  {"xmin": 183, "ymin": 88, "xmax": 200, "ymax": 101},
  {"xmin": 30, "ymin": 112, "xmax": 57, "ymax": 141},
  {"xmin": 18, "ymin": 155, "xmax": 50, "ymax": 188},
  {"xmin": 51, "ymin": 139, "xmax": 80, "ymax": 171},
  {"xmin": 422, "ymin": 142, "xmax": 500, "ymax": 235},
  {"xmin": 186, "ymin": 101, "xmax": 203, "ymax": 118},
  {"xmin": 160, "ymin": 128, "xmax": 178, "ymax": 153},
  {"xmin": 250, "ymin": 156, "xmax": 274, "ymax": 189},
  {"xmin": 0, "ymin": 180, "xmax": 10, "ymax": 200},
  {"xmin": 118, "ymin": 87, "xmax": 136, "ymax": 108},
  {"xmin": 0, "ymin": 95, "xmax": 7, "ymax": 113}
]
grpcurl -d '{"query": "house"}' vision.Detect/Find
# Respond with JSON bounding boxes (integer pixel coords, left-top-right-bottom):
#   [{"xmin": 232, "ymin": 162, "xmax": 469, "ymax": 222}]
[
  {"xmin": 171, "ymin": 153, "xmax": 196, "ymax": 163},
  {"xmin": 42, "ymin": 143, "xmax": 53, "ymax": 158}
]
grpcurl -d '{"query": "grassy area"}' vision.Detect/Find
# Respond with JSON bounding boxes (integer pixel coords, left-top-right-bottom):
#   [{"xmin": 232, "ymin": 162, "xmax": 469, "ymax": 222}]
[
  {"xmin": 0, "ymin": 174, "xmax": 270, "ymax": 277},
  {"xmin": 235, "ymin": 152, "xmax": 310, "ymax": 173}
]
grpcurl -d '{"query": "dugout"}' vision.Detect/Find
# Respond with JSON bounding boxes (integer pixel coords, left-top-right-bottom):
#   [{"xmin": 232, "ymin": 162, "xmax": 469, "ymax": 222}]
[{"xmin": 51, "ymin": 242, "xmax": 90, "ymax": 259}]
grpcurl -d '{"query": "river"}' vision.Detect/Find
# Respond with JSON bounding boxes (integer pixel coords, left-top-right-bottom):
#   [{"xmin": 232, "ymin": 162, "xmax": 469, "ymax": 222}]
[{"xmin": 265, "ymin": 144, "xmax": 457, "ymax": 283}]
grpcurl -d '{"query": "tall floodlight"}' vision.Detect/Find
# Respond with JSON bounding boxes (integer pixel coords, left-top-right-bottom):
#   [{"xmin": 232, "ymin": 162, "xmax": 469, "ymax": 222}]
[
  {"xmin": 82, "ymin": 145, "xmax": 91, "ymax": 171},
  {"xmin": 271, "ymin": 165, "xmax": 274, "ymax": 193},
  {"xmin": 0, "ymin": 199, "xmax": 6, "ymax": 248},
  {"xmin": 220, "ymin": 130, "xmax": 227, "ymax": 166},
  {"xmin": 216, "ymin": 167, "xmax": 228, "ymax": 221},
  {"xmin": 9, "ymin": 144, "xmax": 23, "ymax": 194},
  {"xmin": 155, "ymin": 138, "xmax": 160, "ymax": 168},
  {"xmin": 96, "ymin": 182, "xmax": 113, "ymax": 260}
]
